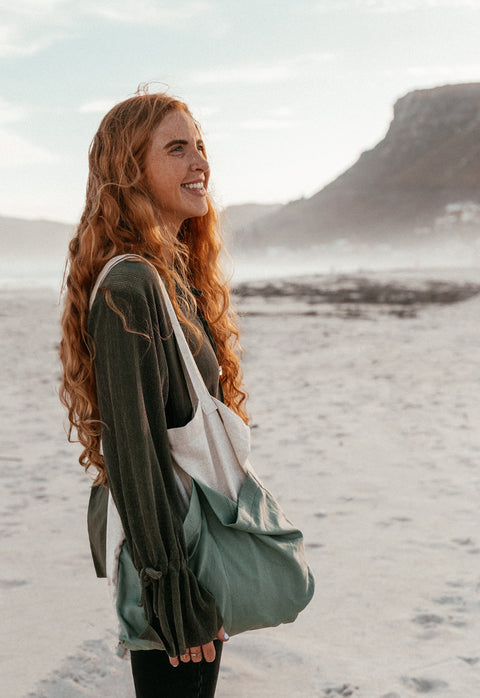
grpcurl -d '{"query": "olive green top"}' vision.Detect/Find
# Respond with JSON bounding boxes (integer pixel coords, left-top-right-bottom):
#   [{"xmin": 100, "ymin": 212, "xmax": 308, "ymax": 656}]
[{"xmin": 86, "ymin": 260, "xmax": 223, "ymax": 657}]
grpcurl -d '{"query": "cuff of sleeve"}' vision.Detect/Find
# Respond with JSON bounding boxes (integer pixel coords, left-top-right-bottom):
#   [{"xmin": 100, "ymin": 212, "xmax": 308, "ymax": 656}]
[{"xmin": 139, "ymin": 560, "xmax": 223, "ymax": 657}]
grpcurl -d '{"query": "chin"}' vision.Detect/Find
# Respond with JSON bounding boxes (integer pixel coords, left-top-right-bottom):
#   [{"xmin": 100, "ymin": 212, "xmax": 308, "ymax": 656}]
[{"xmin": 190, "ymin": 205, "xmax": 209, "ymax": 219}]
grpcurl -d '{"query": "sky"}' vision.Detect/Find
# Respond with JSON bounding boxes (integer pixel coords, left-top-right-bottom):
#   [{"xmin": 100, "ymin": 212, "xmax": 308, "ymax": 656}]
[{"xmin": 1, "ymin": 0, "xmax": 480, "ymax": 224}]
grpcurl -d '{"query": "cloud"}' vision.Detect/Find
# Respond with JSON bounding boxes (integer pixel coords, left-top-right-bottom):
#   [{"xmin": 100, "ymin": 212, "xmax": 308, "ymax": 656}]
[
  {"xmin": 311, "ymin": 0, "xmax": 480, "ymax": 11},
  {"xmin": 0, "ymin": 96, "xmax": 58, "ymax": 166},
  {"xmin": 379, "ymin": 63, "xmax": 480, "ymax": 82},
  {"xmin": 78, "ymin": 99, "xmax": 119, "ymax": 114},
  {"xmin": 190, "ymin": 52, "xmax": 335, "ymax": 86},
  {"xmin": 190, "ymin": 104, "xmax": 220, "ymax": 120},
  {"xmin": 240, "ymin": 118, "xmax": 298, "ymax": 131},
  {"xmin": 0, "ymin": 0, "xmax": 213, "ymax": 58},
  {"xmin": 268, "ymin": 107, "xmax": 294, "ymax": 119},
  {"xmin": 405, "ymin": 64, "xmax": 480, "ymax": 79},
  {"xmin": 0, "ymin": 0, "xmax": 70, "ymax": 20},
  {"xmin": 0, "ymin": 23, "xmax": 66, "ymax": 58},
  {"xmin": 193, "ymin": 65, "xmax": 292, "ymax": 86},
  {"xmin": 0, "ymin": 129, "xmax": 58, "ymax": 167},
  {"xmin": 0, "ymin": 1, "xmax": 72, "ymax": 58},
  {"xmin": 83, "ymin": 0, "xmax": 212, "ymax": 24},
  {"xmin": 0, "ymin": 97, "xmax": 28, "ymax": 125}
]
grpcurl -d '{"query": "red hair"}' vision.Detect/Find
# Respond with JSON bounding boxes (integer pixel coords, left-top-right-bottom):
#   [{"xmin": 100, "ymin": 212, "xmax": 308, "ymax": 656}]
[{"xmin": 59, "ymin": 90, "xmax": 248, "ymax": 486}]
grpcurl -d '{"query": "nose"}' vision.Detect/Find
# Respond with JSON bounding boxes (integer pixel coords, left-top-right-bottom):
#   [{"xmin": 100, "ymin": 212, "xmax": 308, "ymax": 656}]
[{"xmin": 191, "ymin": 150, "xmax": 209, "ymax": 173}]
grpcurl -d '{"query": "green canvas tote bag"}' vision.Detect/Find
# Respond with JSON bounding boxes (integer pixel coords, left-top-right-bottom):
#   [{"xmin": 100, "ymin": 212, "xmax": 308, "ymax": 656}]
[{"xmin": 184, "ymin": 474, "xmax": 313, "ymax": 635}]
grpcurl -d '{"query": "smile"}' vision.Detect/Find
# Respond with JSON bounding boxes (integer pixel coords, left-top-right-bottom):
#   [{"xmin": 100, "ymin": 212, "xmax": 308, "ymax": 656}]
[{"xmin": 181, "ymin": 182, "xmax": 205, "ymax": 190}]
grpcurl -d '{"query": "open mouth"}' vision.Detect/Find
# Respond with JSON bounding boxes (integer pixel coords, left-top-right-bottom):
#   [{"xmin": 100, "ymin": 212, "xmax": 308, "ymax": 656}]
[{"xmin": 181, "ymin": 181, "xmax": 206, "ymax": 193}]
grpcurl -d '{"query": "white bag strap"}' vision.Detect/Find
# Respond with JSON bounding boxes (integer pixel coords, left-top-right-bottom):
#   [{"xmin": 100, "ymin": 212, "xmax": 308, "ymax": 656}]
[
  {"xmin": 88, "ymin": 254, "xmax": 140, "ymax": 311},
  {"xmin": 89, "ymin": 254, "xmax": 218, "ymax": 415}
]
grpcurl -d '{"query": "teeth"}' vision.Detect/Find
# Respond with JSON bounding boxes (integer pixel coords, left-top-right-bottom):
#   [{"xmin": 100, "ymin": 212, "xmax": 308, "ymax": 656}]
[{"xmin": 182, "ymin": 182, "xmax": 204, "ymax": 189}]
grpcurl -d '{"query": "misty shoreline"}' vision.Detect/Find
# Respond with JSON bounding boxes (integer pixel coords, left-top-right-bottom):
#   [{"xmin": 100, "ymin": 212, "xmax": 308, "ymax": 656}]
[{"xmin": 2, "ymin": 264, "xmax": 479, "ymax": 297}]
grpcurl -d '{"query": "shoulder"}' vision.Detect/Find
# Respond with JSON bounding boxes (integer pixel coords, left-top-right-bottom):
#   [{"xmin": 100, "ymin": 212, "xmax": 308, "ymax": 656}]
[
  {"xmin": 100, "ymin": 260, "xmax": 159, "ymax": 300},
  {"xmin": 89, "ymin": 259, "xmax": 169, "ymax": 337},
  {"xmin": 90, "ymin": 259, "xmax": 167, "ymax": 316}
]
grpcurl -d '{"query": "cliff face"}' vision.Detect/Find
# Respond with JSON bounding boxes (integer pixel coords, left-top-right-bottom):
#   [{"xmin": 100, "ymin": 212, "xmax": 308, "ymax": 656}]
[
  {"xmin": 220, "ymin": 202, "xmax": 283, "ymax": 250},
  {"xmin": 244, "ymin": 83, "xmax": 480, "ymax": 247}
]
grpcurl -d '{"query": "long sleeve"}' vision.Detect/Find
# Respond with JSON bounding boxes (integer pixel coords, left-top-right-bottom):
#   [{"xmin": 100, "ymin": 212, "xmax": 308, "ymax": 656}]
[{"xmin": 88, "ymin": 262, "xmax": 222, "ymax": 657}]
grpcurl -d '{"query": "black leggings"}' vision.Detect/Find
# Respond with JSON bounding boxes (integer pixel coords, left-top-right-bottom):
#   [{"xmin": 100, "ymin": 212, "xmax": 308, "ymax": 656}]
[{"xmin": 130, "ymin": 641, "xmax": 223, "ymax": 698}]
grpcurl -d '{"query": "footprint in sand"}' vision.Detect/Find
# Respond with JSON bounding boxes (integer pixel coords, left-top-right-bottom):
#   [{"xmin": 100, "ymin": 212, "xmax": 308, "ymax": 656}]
[
  {"xmin": 401, "ymin": 676, "xmax": 449, "ymax": 693},
  {"xmin": 458, "ymin": 656, "xmax": 480, "ymax": 665},
  {"xmin": 323, "ymin": 683, "xmax": 359, "ymax": 696},
  {"xmin": 412, "ymin": 613, "xmax": 444, "ymax": 627},
  {"xmin": 0, "ymin": 579, "xmax": 30, "ymax": 589},
  {"xmin": 433, "ymin": 594, "xmax": 465, "ymax": 607},
  {"xmin": 26, "ymin": 637, "xmax": 133, "ymax": 697},
  {"xmin": 446, "ymin": 579, "xmax": 466, "ymax": 589},
  {"xmin": 452, "ymin": 537, "xmax": 475, "ymax": 546},
  {"xmin": 376, "ymin": 516, "xmax": 412, "ymax": 527}
]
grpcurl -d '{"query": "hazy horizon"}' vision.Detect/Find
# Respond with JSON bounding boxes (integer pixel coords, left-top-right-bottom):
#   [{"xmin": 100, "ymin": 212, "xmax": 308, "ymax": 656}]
[{"xmin": 1, "ymin": 239, "xmax": 478, "ymax": 292}]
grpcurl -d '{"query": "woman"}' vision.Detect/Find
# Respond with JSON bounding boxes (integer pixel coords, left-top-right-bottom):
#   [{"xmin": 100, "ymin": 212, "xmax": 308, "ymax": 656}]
[{"xmin": 59, "ymin": 90, "xmax": 248, "ymax": 697}]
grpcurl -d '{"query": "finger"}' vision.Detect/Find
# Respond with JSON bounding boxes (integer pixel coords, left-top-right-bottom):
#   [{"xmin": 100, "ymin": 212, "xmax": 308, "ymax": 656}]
[
  {"xmin": 169, "ymin": 656, "xmax": 179, "ymax": 668},
  {"xmin": 180, "ymin": 651, "xmax": 191, "ymax": 663},
  {"xmin": 216, "ymin": 626, "xmax": 230, "ymax": 642},
  {"xmin": 201, "ymin": 641, "xmax": 216, "ymax": 663},
  {"xmin": 189, "ymin": 646, "xmax": 203, "ymax": 663}
]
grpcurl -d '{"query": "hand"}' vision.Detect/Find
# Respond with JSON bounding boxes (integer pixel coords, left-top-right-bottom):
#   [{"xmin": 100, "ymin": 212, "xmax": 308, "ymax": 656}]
[{"xmin": 169, "ymin": 626, "xmax": 229, "ymax": 667}]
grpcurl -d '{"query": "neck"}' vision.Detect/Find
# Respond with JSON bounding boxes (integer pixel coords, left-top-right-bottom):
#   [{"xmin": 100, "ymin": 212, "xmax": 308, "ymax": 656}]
[{"xmin": 153, "ymin": 216, "xmax": 183, "ymax": 266}]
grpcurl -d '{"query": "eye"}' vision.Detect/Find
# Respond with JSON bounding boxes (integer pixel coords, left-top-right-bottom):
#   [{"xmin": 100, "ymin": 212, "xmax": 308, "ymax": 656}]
[
  {"xmin": 171, "ymin": 144, "xmax": 183, "ymax": 153},
  {"xmin": 197, "ymin": 142, "xmax": 206, "ymax": 154}
]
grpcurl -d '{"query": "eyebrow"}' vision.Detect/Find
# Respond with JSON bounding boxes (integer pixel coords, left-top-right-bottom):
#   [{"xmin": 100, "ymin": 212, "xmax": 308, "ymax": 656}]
[{"xmin": 164, "ymin": 138, "xmax": 204, "ymax": 149}]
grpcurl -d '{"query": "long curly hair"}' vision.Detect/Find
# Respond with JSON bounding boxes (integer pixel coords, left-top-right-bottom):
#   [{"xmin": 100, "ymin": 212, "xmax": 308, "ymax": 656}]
[{"xmin": 59, "ymin": 90, "xmax": 248, "ymax": 487}]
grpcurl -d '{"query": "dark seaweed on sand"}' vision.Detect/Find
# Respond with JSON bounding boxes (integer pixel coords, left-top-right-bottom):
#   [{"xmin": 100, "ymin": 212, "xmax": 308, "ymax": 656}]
[{"xmin": 234, "ymin": 277, "xmax": 480, "ymax": 306}]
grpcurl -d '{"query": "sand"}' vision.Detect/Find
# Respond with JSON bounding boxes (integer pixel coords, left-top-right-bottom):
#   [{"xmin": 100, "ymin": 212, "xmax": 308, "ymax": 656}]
[{"xmin": 1, "ymin": 267, "xmax": 480, "ymax": 697}]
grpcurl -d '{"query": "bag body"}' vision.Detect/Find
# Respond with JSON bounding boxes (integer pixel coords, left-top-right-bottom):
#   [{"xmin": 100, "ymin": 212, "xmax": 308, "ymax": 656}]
[
  {"xmin": 184, "ymin": 474, "xmax": 313, "ymax": 635},
  {"xmin": 90, "ymin": 254, "xmax": 315, "ymax": 649}
]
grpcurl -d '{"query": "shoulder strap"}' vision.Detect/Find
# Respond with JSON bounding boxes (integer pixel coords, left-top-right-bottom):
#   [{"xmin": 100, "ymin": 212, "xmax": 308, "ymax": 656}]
[
  {"xmin": 89, "ymin": 254, "xmax": 217, "ymax": 415},
  {"xmin": 89, "ymin": 253, "xmax": 142, "ymax": 311}
]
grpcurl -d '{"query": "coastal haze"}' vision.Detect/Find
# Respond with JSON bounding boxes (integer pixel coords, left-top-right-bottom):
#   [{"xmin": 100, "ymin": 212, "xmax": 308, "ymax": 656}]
[
  {"xmin": 227, "ymin": 83, "xmax": 480, "ymax": 277},
  {"xmin": 2, "ymin": 84, "xmax": 479, "ymax": 288},
  {"xmin": 2, "ymin": 83, "xmax": 480, "ymax": 697}
]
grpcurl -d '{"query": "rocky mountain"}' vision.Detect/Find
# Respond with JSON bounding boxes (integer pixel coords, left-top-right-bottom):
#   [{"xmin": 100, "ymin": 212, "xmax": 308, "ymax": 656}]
[
  {"xmin": 238, "ymin": 83, "xmax": 480, "ymax": 250},
  {"xmin": 220, "ymin": 202, "xmax": 283, "ymax": 247}
]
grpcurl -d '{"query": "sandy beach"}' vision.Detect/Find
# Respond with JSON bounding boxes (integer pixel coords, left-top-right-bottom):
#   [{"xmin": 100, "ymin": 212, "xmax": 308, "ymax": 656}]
[{"xmin": 1, "ymin": 267, "xmax": 480, "ymax": 697}]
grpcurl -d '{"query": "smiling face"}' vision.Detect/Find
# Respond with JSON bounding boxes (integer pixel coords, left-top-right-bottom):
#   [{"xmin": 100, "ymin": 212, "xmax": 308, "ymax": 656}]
[{"xmin": 144, "ymin": 109, "xmax": 210, "ymax": 235}]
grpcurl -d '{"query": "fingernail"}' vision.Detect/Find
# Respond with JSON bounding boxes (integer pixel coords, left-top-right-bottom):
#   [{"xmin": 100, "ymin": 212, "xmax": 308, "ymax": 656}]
[{"xmin": 224, "ymin": 632, "xmax": 229, "ymax": 640}]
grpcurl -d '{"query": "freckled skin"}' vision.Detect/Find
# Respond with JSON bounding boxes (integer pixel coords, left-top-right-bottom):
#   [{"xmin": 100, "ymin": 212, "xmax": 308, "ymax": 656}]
[{"xmin": 144, "ymin": 111, "xmax": 210, "ymax": 235}]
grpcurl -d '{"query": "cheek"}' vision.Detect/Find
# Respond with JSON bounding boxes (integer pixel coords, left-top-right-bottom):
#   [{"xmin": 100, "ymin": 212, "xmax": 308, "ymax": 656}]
[{"xmin": 145, "ymin": 166, "xmax": 175, "ymax": 205}]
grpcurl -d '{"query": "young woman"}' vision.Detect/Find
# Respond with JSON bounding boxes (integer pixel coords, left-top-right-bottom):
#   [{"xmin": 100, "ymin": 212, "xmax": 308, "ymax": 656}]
[{"xmin": 59, "ymin": 90, "xmax": 248, "ymax": 697}]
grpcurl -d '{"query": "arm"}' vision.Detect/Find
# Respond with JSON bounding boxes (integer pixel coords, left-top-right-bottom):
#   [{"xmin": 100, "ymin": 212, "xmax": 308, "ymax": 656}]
[{"xmin": 89, "ymin": 268, "xmax": 222, "ymax": 657}]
